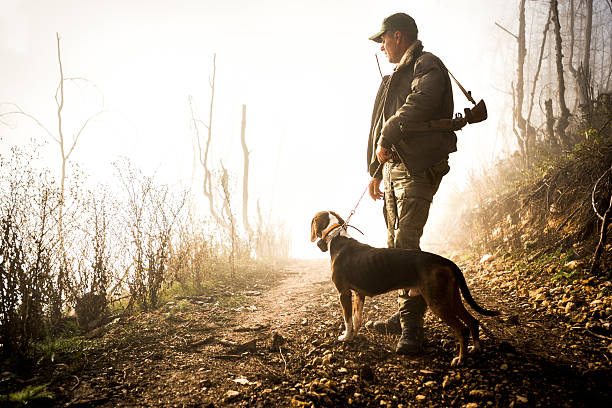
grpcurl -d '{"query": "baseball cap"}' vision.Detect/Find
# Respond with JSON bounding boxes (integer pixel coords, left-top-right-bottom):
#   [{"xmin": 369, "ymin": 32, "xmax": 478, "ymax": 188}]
[{"xmin": 369, "ymin": 12, "xmax": 418, "ymax": 43}]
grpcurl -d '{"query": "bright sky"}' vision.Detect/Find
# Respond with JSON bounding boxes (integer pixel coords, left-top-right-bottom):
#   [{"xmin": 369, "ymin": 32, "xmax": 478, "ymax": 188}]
[{"xmin": 1, "ymin": 0, "xmax": 518, "ymax": 258}]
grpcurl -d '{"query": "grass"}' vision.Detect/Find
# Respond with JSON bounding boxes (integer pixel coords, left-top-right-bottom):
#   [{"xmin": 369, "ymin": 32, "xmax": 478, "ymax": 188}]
[
  {"xmin": 551, "ymin": 268, "xmax": 582, "ymax": 283},
  {"xmin": 525, "ymin": 248, "xmax": 583, "ymax": 283},
  {"xmin": 504, "ymin": 246, "xmax": 585, "ymax": 284},
  {"xmin": 32, "ymin": 336, "xmax": 99, "ymax": 365},
  {"xmin": 163, "ymin": 279, "xmax": 218, "ymax": 300},
  {"xmin": 217, "ymin": 293, "xmax": 249, "ymax": 309},
  {"xmin": 108, "ymin": 258, "xmax": 284, "ymax": 315},
  {"xmin": 0, "ymin": 384, "xmax": 54, "ymax": 406}
]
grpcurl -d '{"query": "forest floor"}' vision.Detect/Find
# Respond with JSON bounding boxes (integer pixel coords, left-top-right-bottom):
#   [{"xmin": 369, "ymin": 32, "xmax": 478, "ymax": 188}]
[{"xmin": 4, "ymin": 254, "xmax": 612, "ymax": 407}]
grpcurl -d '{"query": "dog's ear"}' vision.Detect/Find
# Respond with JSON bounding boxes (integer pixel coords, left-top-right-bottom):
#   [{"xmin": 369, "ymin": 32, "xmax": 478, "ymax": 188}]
[
  {"xmin": 310, "ymin": 217, "xmax": 318, "ymax": 242},
  {"xmin": 310, "ymin": 212, "xmax": 329, "ymax": 242},
  {"xmin": 330, "ymin": 211, "xmax": 345, "ymax": 226}
]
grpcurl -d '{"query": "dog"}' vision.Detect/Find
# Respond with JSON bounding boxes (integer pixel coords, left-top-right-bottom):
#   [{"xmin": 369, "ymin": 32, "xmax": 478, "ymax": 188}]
[{"xmin": 310, "ymin": 210, "xmax": 499, "ymax": 366}]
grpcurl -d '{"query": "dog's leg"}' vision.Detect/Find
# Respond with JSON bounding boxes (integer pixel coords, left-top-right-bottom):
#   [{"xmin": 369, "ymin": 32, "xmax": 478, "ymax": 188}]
[
  {"xmin": 454, "ymin": 291, "xmax": 481, "ymax": 354},
  {"xmin": 338, "ymin": 290, "xmax": 354, "ymax": 341},
  {"xmin": 428, "ymin": 302, "xmax": 469, "ymax": 367},
  {"xmin": 352, "ymin": 292, "xmax": 366, "ymax": 334}
]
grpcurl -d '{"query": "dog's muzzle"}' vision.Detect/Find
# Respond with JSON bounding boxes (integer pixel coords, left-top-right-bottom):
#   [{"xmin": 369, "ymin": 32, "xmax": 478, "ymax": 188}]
[{"xmin": 316, "ymin": 239, "xmax": 328, "ymax": 252}]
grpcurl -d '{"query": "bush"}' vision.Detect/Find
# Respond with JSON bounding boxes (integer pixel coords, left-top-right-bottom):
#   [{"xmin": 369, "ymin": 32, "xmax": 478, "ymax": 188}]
[
  {"xmin": 0, "ymin": 147, "xmax": 63, "ymax": 355},
  {"xmin": 438, "ymin": 114, "xmax": 612, "ymax": 256},
  {"xmin": 0, "ymin": 147, "xmax": 289, "ymax": 356}
]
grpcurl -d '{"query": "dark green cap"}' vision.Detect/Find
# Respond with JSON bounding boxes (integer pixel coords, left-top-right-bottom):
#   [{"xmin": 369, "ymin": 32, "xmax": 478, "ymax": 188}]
[{"xmin": 369, "ymin": 12, "xmax": 418, "ymax": 43}]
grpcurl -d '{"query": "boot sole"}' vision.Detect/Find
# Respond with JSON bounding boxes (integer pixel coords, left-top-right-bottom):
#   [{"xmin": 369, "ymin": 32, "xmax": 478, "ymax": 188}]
[{"xmin": 396, "ymin": 345, "xmax": 423, "ymax": 354}]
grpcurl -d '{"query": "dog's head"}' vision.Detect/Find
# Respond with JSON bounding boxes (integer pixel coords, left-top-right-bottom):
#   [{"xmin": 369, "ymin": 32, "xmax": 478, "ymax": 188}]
[{"xmin": 310, "ymin": 211, "xmax": 345, "ymax": 252}]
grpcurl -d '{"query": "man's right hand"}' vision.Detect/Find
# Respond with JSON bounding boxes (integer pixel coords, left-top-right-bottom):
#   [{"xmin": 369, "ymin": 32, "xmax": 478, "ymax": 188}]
[{"xmin": 368, "ymin": 177, "xmax": 383, "ymax": 200}]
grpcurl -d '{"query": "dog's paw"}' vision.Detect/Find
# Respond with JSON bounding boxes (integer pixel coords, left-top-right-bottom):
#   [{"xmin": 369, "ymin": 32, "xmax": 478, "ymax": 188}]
[
  {"xmin": 468, "ymin": 343, "xmax": 481, "ymax": 354},
  {"xmin": 451, "ymin": 356, "xmax": 465, "ymax": 367},
  {"xmin": 338, "ymin": 332, "xmax": 353, "ymax": 342}
]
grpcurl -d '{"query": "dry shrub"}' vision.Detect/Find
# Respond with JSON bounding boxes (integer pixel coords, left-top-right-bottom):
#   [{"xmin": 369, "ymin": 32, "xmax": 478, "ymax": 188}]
[
  {"xmin": 114, "ymin": 160, "xmax": 186, "ymax": 311},
  {"xmin": 0, "ymin": 147, "xmax": 63, "ymax": 355},
  {"xmin": 440, "ymin": 107, "xmax": 612, "ymax": 255},
  {"xmin": 0, "ymin": 145, "xmax": 290, "ymax": 354},
  {"xmin": 168, "ymin": 212, "xmax": 218, "ymax": 293},
  {"xmin": 74, "ymin": 292, "xmax": 107, "ymax": 331},
  {"xmin": 252, "ymin": 201, "xmax": 290, "ymax": 260}
]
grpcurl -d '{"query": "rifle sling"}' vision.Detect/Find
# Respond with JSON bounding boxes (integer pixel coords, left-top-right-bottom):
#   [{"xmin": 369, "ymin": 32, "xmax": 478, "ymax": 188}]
[
  {"xmin": 447, "ymin": 69, "xmax": 476, "ymax": 105},
  {"xmin": 400, "ymin": 117, "xmax": 467, "ymax": 133}
]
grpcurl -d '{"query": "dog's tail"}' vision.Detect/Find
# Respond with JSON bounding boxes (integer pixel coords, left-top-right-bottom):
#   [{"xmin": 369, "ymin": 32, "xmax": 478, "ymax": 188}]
[{"xmin": 451, "ymin": 262, "xmax": 500, "ymax": 316}]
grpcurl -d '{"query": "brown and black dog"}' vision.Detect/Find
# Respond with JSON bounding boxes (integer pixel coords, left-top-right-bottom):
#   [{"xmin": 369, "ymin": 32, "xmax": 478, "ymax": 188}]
[{"xmin": 311, "ymin": 210, "xmax": 499, "ymax": 366}]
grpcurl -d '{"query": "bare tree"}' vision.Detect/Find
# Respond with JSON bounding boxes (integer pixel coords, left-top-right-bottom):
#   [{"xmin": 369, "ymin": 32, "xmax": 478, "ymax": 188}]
[
  {"xmin": 190, "ymin": 54, "xmax": 229, "ymax": 228},
  {"xmin": 498, "ymin": 0, "xmax": 535, "ymax": 163},
  {"xmin": 568, "ymin": 0, "xmax": 594, "ymax": 120},
  {"xmin": 240, "ymin": 104, "xmax": 251, "ymax": 235},
  {"xmin": 515, "ymin": 0, "xmax": 529, "ymax": 160},
  {"xmin": 220, "ymin": 164, "xmax": 236, "ymax": 279},
  {"xmin": 544, "ymin": 99, "xmax": 558, "ymax": 148},
  {"xmin": 551, "ymin": 0, "xmax": 572, "ymax": 146},
  {"xmin": 526, "ymin": 8, "xmax": 552, "ymax": 138},
  {"xmin": 1, "ymin": 33, "xmax": 104, "ymax": 222},
  {"xmin": 1, "ymin": 33, "xmax": 105, "ymax": 309}
]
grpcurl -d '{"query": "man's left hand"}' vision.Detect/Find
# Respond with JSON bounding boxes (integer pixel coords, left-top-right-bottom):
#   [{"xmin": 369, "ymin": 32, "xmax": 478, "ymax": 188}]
[{"xmin": 376, "ymin": 145, "xmax": 392, "ymax": 163}]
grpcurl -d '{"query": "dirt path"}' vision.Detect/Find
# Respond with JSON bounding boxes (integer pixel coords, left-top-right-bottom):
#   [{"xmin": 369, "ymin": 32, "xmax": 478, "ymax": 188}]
[
  {"xmin": 53, "ymin": 258, "xmax": 611, "ymax": 407},
  {"xmin": 248, "ymin": 259, "xmax": 331, "ymax": 331}
]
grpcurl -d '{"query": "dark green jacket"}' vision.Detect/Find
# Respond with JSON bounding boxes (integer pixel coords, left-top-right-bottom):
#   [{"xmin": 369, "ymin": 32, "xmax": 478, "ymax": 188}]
[{"xmin": 367, "ymin": 40, "xmax": 457, "ymax": 177}]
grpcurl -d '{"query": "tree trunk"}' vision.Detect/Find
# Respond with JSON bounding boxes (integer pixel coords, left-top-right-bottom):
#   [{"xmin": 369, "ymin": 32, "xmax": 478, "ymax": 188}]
[
  {"xmin": 568, "ymin": 0, "xmax": 576, "ymax": 75},
  {"xmin": 55, "ymin": 32, "xmax": 68, "ymax": 309},
  {"xmin": 515, "ymin": 0, "xmax": 529, "ymax": 162},
  {"xmin": 203, "ymin": 54, "xmax": 222, "ymax": 226},
  {"xmin": 240, "ymin": 104, "xmax": 251, "ymax": 235},
  {"xmin": 220, "ymin": 165, "xmax": 236, "ymax": 279},
  {"xmin": 580, "ymin": 0, "xmax": 593, "ymax": 120},
  {"xmin": 526, "ymin": 9, "xmax": 552, "ymax": 139},
  {"xmin": 583, "ymin": 0, "xmax": 592, "ymax": 78},
  {"xmin": 568, "ymin": 0, "xmax": 593, "ymax": 122},
  {"xmin": 551, "ymin": 0, "xmax": 571, "ymax": 146},
  {"xmin": 544, "ymin": 99, "xmax": 558, "ymax": 149}
]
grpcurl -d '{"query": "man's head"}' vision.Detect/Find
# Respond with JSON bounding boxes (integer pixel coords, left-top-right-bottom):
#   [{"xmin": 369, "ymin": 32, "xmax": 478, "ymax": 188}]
[{"xmin": 369, "ymin": 13, "xmax": 418, "ymax": 64}]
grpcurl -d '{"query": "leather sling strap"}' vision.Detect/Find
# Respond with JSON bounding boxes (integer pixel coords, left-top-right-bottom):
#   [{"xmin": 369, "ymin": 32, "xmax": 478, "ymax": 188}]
[{"xmin": 447, "ymin": 69, "xmax": 476, "ymax": 106}]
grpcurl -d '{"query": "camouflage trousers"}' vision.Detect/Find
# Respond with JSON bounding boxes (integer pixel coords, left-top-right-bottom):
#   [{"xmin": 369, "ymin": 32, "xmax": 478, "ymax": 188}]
[{"xmin": 383, "ymin": 158, "xmax": 449, "ymax": 326}]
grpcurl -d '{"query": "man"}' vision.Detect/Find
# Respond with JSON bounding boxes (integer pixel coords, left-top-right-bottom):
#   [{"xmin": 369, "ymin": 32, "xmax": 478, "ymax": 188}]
[{"xmin": 366, "ymin": 13, "xmax": 457, "ymax": 354}]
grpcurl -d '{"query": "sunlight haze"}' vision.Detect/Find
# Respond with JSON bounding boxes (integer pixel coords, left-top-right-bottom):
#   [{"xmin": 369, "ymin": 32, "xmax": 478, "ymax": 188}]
[{"xmin": 1, "ymin": 0, "xmax": 516, "ymax": 258}]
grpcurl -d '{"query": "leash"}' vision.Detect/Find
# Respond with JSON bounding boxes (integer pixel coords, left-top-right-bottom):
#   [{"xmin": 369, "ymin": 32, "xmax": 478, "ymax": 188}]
[
  {"xmin": 342, "ymin": 186, "xmax": 368, "ymax": 236},
  {"xmin": 343, "ymin": 161, "xmax": 385, "ymax": 234},
  {"xmin": 344, "ymin": 185, "xmax": 368, "ymax": 228}
]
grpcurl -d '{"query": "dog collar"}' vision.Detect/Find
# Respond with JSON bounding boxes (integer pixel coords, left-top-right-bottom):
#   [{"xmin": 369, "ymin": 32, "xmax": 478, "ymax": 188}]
[{"xmin": 321, "ymin": 223, "xmax": 342, "ymax": 240}]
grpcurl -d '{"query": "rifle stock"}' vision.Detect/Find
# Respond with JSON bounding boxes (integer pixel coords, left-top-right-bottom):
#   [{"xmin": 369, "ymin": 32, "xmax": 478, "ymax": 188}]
[
  {"xmin": 465, "ymin": 99, "xmax": 487, "ymax": 124},
  {"xmin": 398, "ymin": 99, "xmax": 487, "ymax": 133}
]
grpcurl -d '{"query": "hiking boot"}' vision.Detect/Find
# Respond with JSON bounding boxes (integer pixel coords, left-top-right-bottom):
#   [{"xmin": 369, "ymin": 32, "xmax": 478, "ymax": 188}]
[
  {"xmin": 395, "ymin": 324, "xmax": 424, "ymax": 354},
  {"xmin": 372, "ymin": 311, "xmax": 402, "ymax": 335}
]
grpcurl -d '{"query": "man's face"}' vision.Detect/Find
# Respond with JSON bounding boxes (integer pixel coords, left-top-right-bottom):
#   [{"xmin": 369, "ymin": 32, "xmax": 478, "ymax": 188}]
[{"xmin": 380, "ymin": 31, "xmax": 402, "ymax": 64}]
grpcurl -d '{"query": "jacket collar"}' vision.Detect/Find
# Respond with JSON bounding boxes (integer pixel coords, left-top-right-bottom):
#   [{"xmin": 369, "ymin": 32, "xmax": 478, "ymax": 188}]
[{"xmin": 395, "ymin": 40, "xmax": 423, "ymax": 72}]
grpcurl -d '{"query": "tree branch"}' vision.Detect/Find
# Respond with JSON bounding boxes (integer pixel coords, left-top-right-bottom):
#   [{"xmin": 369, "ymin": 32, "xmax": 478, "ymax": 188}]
[
  {"xmin": 0, "ymin": 103, "xmax": 59, "ymax": 143},
  {"xmin": 495, "ymin": 22, "xmax": 519, "ymax": 39},
  {"xmin": 66, "ymin": 110, "xmax": 106, "ymax": 159}
]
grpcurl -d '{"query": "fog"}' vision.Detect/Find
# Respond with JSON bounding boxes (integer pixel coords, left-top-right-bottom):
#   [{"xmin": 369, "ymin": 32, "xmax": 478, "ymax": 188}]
[{"xmin": 1, "ymin": 0, "xmax": 517, "ymax": 258}]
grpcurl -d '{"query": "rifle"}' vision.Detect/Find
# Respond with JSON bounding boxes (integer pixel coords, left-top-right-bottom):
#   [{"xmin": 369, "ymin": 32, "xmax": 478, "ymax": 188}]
[
  {"xmin": 375, "ymin": 53, "xmax": 487, "ymax": 133},
  {"xmin": 399, "ymin": 98, "xmax": 488, "ymax": 133}
]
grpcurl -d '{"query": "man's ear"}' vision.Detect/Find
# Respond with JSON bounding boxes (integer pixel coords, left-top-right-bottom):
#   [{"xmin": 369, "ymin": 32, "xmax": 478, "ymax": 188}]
[
  {"xmin": 393, "ymin": 30, "xmax": 402, "ymax": 43},
  {"xmin": 310, "ymin": 218, "xmax": 318, "ymax": 242}
]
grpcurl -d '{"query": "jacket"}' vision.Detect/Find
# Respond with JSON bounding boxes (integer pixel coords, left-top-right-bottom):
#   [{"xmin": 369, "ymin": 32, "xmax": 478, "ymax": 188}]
[{"xmin": 367, "ymin": 40, "xmax": 457, "ymax": 177}]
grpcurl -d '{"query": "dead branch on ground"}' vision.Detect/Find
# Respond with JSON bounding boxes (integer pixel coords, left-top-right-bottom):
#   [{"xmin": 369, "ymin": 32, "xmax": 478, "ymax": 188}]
[{"xmin": 589, "ymin": 165, "xmax": 612, "ymax": 275}]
